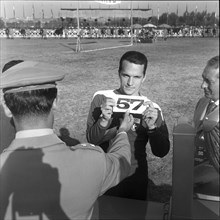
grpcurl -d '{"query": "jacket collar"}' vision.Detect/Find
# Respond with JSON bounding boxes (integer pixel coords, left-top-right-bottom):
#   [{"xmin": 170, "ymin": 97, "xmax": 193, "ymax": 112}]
[{"xmin": 5, "ymin": 133, "xmax": 64, "ymax": 152}]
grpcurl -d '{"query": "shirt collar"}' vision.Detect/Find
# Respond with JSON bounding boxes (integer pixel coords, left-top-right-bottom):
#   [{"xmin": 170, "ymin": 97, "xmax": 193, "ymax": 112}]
[
  {"xmin": 16, "ymin": 128, "xmax": 54, "ymax": 139},
  {"xmin": 214, "ymin": 100, "xmax": 219, "ymax": 106}
]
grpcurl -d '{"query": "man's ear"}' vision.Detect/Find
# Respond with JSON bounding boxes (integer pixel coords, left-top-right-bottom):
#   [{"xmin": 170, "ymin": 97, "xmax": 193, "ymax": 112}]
[
  {"xmin": 2, "ymin": 102, "xmax": 13, "ymax": 118},
  {"xmin": 52, "ymin": 98, "xmax": 58, "ymax": 110},
  {"xmin": 142, "ymin": 73, "xmax": 147, "ymax": 82}
]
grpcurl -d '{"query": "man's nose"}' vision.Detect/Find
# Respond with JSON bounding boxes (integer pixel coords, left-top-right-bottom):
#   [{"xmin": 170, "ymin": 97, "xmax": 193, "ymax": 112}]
[
  {"xmin": 201, "ymin": 80, "xmax": 207, "ymax": 89},
  {"xmin": 127, "ymin": 77, "xmax": 133, "ymax": 86}
]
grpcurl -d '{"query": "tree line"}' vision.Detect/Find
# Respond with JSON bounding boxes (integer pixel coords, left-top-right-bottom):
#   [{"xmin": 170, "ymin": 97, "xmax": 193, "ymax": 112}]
[{"xmin": 0, "ymin": 10, "xmax": 218, "ymax": 29}]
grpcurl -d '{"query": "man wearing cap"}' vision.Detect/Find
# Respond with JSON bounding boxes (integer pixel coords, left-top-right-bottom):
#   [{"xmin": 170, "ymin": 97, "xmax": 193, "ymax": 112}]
[
  {"xmin": 193, "ymin": 56, "xmax": 219, "ymax": 195},
  {"xmin": 0, "ymin": 60, "xmax": 134, "ymax": 220}
]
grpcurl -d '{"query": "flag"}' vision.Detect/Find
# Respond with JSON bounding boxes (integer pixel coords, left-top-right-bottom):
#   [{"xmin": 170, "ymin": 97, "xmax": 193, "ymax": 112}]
[{"xmin": 13, "ymin": 5, "xmax": 15, "ymax": 19}]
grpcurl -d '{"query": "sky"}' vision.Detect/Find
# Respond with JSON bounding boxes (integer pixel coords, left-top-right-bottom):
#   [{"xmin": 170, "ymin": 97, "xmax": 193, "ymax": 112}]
[{"xmin": 0, "ymin": 1, "xmax": 219, "ymax": 19}]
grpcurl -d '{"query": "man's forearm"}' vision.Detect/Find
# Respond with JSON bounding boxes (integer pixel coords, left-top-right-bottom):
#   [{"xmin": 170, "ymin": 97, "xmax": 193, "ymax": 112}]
[
  {"xmin": 148, "ymin": 123, "xmax": 170, "ymax": 157},
  {"xmin": 86, "ymin": 118, "xmax": 108, "ymax": 145},
  {"xmin": 101, "ymin": 132, "xmax": 131, "ymax": 194}
]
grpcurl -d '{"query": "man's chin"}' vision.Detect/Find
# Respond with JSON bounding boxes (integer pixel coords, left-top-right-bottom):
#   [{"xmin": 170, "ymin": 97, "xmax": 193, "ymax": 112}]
[
  {"xmin": 124, "ymin": 91, "xmax": 135, "ymax": 96},
  {"xmin": 123, "ymin": 88, "xmax": 136, "ymax": 96},
  {"xmin": 204, "ymin": 90, "xmax": 211, "ymax": 98}
]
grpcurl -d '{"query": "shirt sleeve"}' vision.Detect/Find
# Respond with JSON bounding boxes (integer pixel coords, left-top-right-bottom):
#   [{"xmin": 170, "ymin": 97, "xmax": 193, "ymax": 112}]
[
  {"xmin": 86, "ymin": 94, "xmax": 117, "ymax": 145},
  {"xmin": 147, "ymin": 109, "xmax": 170, "ymax": 157},
  {"xmin": 99, "ymin": 132, "xmax": 131, "ymax": 195}
]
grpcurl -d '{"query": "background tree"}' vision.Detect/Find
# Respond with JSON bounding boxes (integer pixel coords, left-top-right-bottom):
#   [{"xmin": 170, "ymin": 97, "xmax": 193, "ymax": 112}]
[
  {"xmin": 159, "ymin": 13, "xmax": 168, "ymax": 25},
  {"xmin": 168, "ymin": 12, "xmax": 178, "ymax": 26},
  {"xmin": 150, "ymin": 16, "xmax": 158, "ymax": 26}
]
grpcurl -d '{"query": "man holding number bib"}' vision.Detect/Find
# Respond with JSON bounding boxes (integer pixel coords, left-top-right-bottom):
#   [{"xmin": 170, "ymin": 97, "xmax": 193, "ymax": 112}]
[{"xmin": 86, "ymin": 51, "xmax": 170, "ymax": 200}]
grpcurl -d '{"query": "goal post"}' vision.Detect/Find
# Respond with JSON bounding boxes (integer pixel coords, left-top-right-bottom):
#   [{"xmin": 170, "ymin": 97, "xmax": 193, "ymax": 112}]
[{"xmin": 61, "ymin": 2, "xmax": 152, "ymax": 52}]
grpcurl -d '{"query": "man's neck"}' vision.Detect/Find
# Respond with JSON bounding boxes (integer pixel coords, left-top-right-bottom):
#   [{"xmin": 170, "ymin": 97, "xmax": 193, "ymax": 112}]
[
  {"xmin": 16, "ymin": 128, "xmax": 54, "ymax": 139},
  {"xmin": 116, "ymin": 88, "xmax": 141, "ymax": 96},
  {"xmin": 14, "ymin": 116, "xmax": 53, "ymax": 132}
]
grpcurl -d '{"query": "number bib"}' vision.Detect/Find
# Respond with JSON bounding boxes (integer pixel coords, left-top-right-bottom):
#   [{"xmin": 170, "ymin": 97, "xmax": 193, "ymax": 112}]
[{"xmin": 113, "ymin": 95, "xmax": 147, "ymax": 114}]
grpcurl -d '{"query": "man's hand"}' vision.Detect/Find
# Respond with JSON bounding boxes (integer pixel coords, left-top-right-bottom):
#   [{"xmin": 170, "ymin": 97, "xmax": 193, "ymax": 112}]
[
  {"xmin": 118, "ymin": 110, "xmax": 134, "ymax": 133},
  {"xmin": 142, "ymin": 101, "xmax": 158, "ymax": 129},
  {"xmin": 100, "ymin": 97, "xmax": 116, "ymax": 127}
]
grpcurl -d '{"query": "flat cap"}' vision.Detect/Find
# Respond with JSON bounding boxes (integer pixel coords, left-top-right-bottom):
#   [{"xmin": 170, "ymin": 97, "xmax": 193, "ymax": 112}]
[{"xmin": 0, "ymin": 61, "xmax": 65, "ymax": 93}]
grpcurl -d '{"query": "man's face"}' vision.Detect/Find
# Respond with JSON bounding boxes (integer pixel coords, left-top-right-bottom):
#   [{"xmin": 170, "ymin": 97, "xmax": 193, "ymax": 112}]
[
  {"xmin": 201, "ymin": 67, "xmax": 219, "ymax": 101},
  {"xmin": 119, "ymin": 60, "xmax": 146, "ymax": 96}
]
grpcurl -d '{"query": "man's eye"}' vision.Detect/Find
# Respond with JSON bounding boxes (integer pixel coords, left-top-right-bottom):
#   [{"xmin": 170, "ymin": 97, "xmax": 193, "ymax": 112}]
[{"xmin": 122, "ymin": 74, "xmax": 129, "ymax": 78}]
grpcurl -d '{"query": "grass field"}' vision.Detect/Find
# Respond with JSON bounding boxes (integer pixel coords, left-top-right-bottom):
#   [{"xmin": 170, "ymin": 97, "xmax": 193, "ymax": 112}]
[{"xmin": 0, "ymin": 37, "xmax": 219, "ymax": 202}]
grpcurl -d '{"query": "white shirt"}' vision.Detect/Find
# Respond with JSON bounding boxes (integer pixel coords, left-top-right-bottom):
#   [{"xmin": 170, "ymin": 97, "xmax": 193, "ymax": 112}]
[
  {"xmin": 15, "ymin": 128, "xmax": 54, "ymax": 139},
  {"xmin": 214, "ymin": 99, "xmax": 219, "ymax": 106}
]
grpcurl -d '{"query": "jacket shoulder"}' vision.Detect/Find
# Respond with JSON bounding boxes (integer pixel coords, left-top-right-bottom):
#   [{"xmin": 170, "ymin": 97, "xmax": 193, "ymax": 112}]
[{"xmin": 70, "ymin": 143, "xmax": 104, "ymax": 153}]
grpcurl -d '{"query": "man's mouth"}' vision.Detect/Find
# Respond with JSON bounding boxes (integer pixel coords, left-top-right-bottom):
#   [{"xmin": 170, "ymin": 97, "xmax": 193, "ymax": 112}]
[
  {"xmin": 125, "ymin": 86, "xmax": 135, "ymax": 90},
  {"xmin": 204, "ymin": 90, "xmax": 210, "ymax": 96}
]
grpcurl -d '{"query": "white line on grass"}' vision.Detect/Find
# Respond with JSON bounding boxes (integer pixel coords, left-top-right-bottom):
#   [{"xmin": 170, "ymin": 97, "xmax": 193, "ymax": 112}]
[{"xmin": 81, "ymin": 44, "xmax": 133, "ymax": 53}]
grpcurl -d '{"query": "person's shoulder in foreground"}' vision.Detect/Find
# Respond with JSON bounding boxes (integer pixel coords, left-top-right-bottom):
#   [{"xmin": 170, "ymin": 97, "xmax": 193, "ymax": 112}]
[{"xmin": 0, "ymin": 60, "xmax": 133, "ymax": 220}]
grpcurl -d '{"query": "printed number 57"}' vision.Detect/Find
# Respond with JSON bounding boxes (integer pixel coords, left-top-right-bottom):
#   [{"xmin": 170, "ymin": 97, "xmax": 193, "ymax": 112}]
[{"xmin": 117, "ymin": 98, "xmax": 144, "ymax": 110}]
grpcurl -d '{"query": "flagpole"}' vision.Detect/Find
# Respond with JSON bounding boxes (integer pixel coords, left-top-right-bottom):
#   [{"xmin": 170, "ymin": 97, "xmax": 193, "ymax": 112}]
[
  {"xmin": 195, "ymin": 5, "xmax": 197, "ymax": 27},
  {"xmin": 176, "ymin": 4, "xmax": 178, "ymax": 27},
  {"xmin": 157, "ymin": 4, "xmax": 159, "ymax": 26},
  {"xmin": 23, "ymin": 5, "xmax": 25, "ymax": 19},
  {"xmin": 214, "ymin": 2, "xmax": 217, "ymax": 27},
  {"xmin": 76, "ymin": 1, "xmax": 81, "ymax": 52},
  {"xmin": 4, "ymin": 4, "xmax": 7, "ymax": 19},
  {"xmin": 204, "ymin": 3, "xmax": 207, "ymax": 27},
  {"xmin": 167, "ymin": 2, "xmax": 169, "ymax": 25},
  {"xmin": 130, "ymin": 1, "xmax": 133, "ymax": 45},
  {"xmin": 32, "ymin": 4, "xmax": 35, "ymax": 20},
  {"xmin": 13, "ymin": 5, "xmax": 15, "ymax": 19}
]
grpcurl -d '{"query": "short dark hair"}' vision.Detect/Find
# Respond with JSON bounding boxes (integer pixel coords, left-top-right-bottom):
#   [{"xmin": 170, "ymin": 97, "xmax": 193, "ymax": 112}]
[
  {"xmin": 206, "ymin": 56, "xmax": 219, "ymax": 70},
  {"xmin": 4, "ymin": 88, "xmax": 57, "ymax": 120},
  {"xmin": 118, "ymin": 51, "xmax": 148, "ymax": 76}
]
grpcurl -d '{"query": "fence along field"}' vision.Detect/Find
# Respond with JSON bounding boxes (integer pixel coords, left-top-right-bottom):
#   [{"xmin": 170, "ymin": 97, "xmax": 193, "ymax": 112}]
[{"xmin": 0, "ymin": 36, "xmax": 219, "ymax": 202}]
